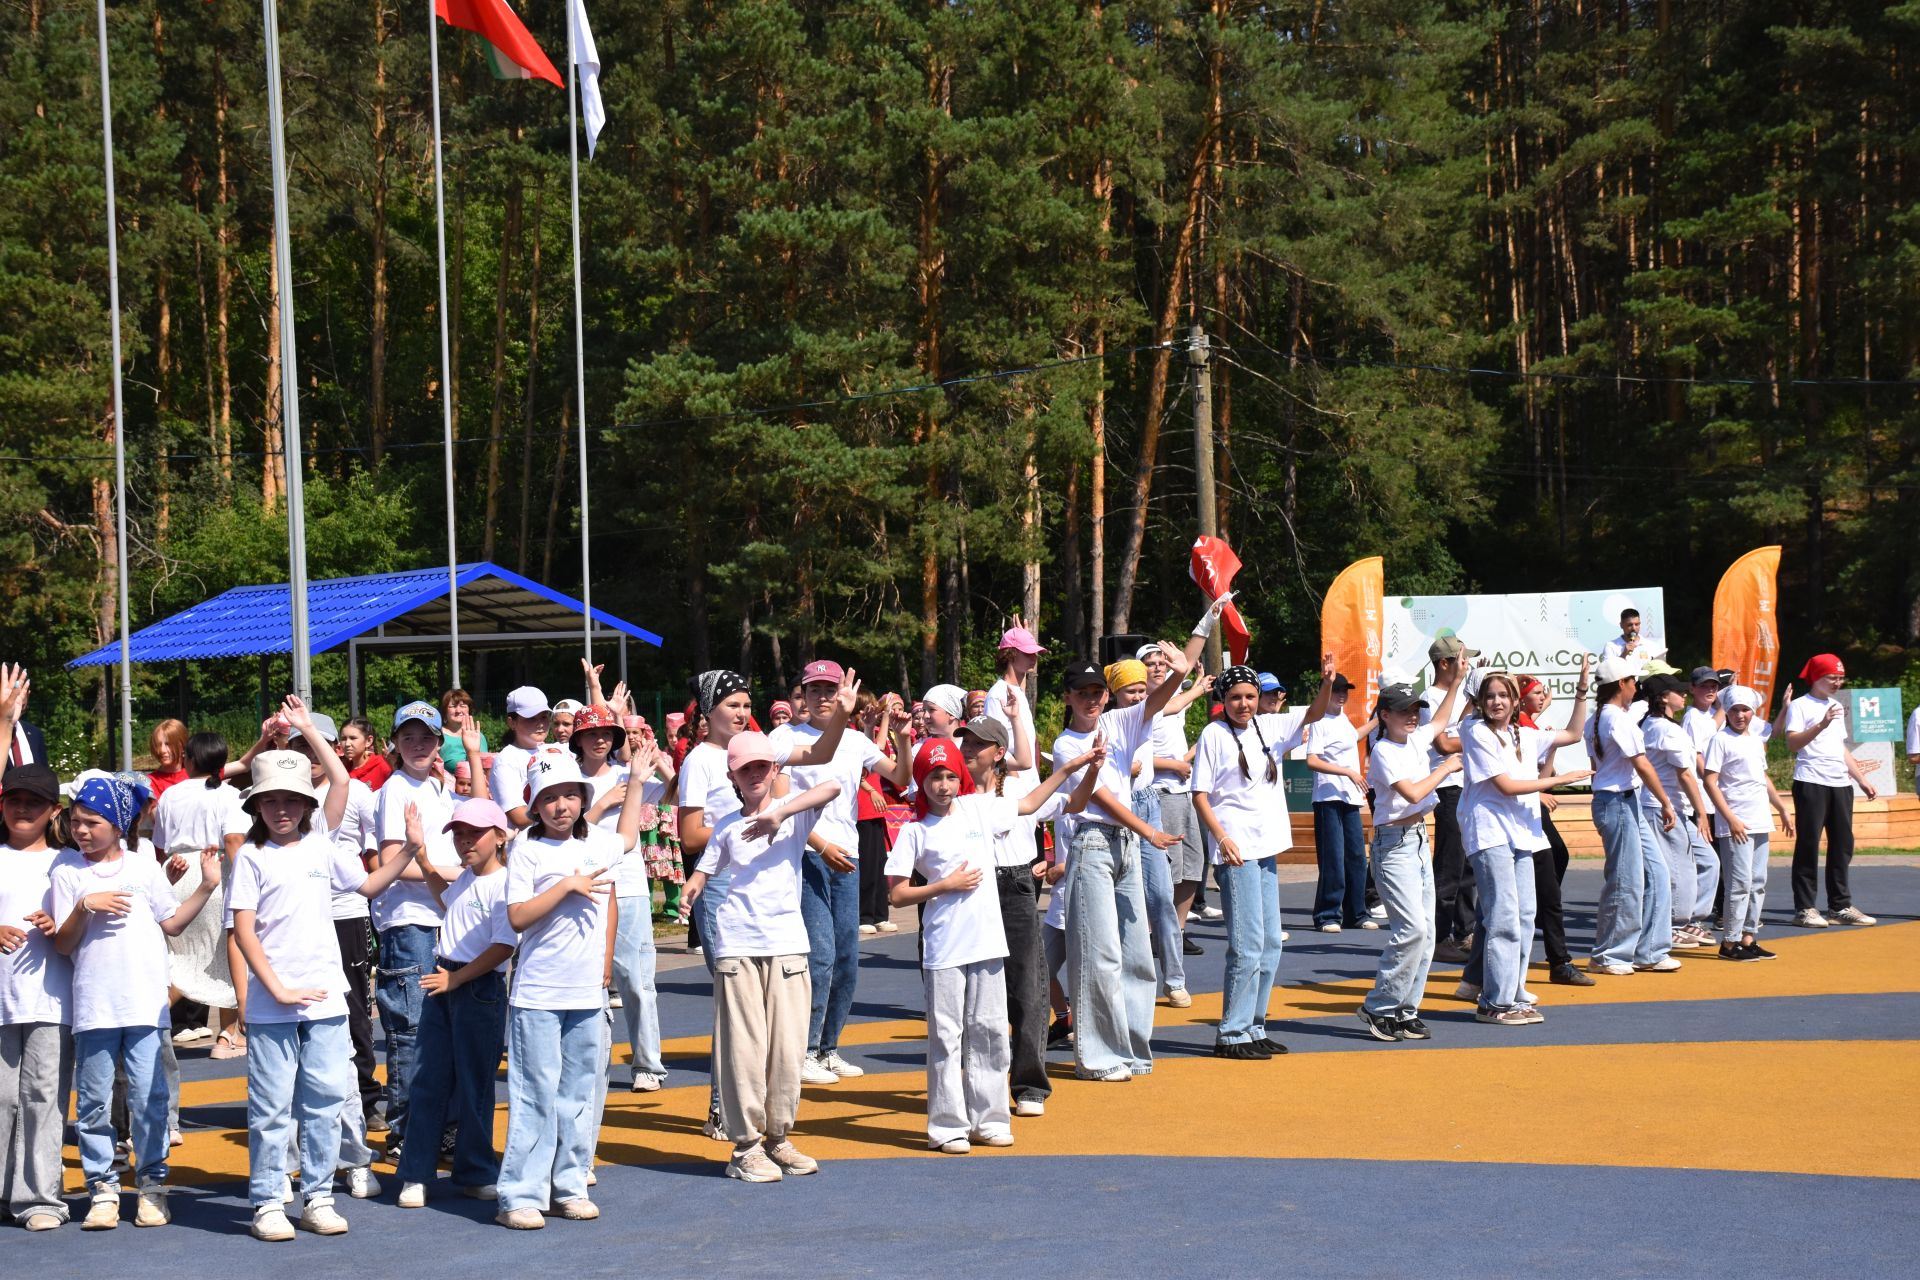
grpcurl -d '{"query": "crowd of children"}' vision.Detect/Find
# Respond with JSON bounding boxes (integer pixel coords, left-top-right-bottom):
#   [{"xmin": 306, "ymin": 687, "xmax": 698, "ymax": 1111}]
[{"xmin": 0, "ymin": 613, "xmax": 1888, "ymax": 1236}]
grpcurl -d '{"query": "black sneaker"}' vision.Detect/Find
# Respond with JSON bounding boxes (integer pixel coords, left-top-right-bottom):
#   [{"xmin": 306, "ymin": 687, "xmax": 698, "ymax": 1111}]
[
  {"xmin": 1396, "ymin": 1017, "xmax": 1432, "ymax": 1040},
  {"xmin": 1256, "ymin": 1037, "xmax": 1288, "ymax": 1056},
  {"xmin": 1212, "ymin": 1041, "xmax": 1265, "ymax": 1060},
  {"xmin": 1745, "ymin": 941, "xmax": 1777, "ymax": 960},
  {"xmin": 1182, "ymin": 936, "xmax": 1204, "ymax": 956},
  {"xmin": 1046, "ymin": 1017, "xmax": 1073, "ymax": 1048},
  {"xmin": 1718, "ymin": 941, "xmax": 1758, "ymax": 962},
  {"xmin": 1549, "ymin": 963, "xmax": 1596, "ymax": 987},
  {"xmin": 1355, "ymin": 1008, "xmax": 1403, "ymax": 1042}
]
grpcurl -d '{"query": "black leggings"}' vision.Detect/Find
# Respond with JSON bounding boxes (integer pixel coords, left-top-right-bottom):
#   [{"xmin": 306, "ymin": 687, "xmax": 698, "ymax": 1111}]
[
  {"xmin": 1791, "ymin": 781, "xmax": 1855, "ymax": 911},
  {"xmin": 856, "ymin": 818, "xmax": 891, "ymax": 924},
  {"xmin": 1533, "ymin": 811, "xmax": 1573, "ymax": 967}
]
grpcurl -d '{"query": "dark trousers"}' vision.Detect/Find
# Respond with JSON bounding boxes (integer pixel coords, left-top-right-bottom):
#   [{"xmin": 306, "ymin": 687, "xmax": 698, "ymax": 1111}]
[
  {"xmin": 1534, "ymin": 812, "xmax": 1573, "ymax": 967},
  {"xmin": 857, "ymin": 818, "xmax": 891, "ymax": 925},
  {"xmin": 994, "ymin": 867, "xmax": 1051, "ymax": 1103},
  {"xmin": 1432, "ymin": 787, "xmax": 1476, "ymax": 941},
  {"xmin": 1791, "ymin": 781, "xmax": 1855, "ymax": 911},
  {"xmin": 395, "ymin": 964, "xmax": 508, "ymax": 1188},
  {"xmin": 334, "ymin": 917, "xmax": 380, "ymax": 1123},
  {"xmin": 1311, "ymin": 800, "xmax": 1369, "ymax": 926}
]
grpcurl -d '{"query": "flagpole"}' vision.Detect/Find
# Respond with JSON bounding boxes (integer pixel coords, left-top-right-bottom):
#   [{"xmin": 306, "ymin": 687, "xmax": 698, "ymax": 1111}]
[
  {"xmin": 262, "ymin": 0, "xmax": 312, "ymax": 701},
  {"xmin": 428, "ymin": 1, "xmax": 462, "ymax": 686},
  {"xmin": 566, "ymin": 1, "xmax": 593, "ymax": 672},
  {"xmin": 94, "ymin": 0, "xmax": 134, "ymax": 768}
]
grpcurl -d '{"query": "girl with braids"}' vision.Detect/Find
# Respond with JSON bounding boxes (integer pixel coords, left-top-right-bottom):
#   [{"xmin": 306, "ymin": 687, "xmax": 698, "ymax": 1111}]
[
  {"xmin": 1584, "ymin": 657, "xmax": 1680, "ymax": 977},
  {"xmin": 1441, "ymin": 671, "xmax": 1592, "ymax": 1025},
  {"xmin": 887, "ymin": 735, "xmax": 1104, "ymax": 1151},
  {"xmin": 675, "ymin": 667, "xmax": 860, "ymax": 1137},
  {"xmin": 1191, "ymin": 656, "xmax": 1337, "ymax": 1059}
]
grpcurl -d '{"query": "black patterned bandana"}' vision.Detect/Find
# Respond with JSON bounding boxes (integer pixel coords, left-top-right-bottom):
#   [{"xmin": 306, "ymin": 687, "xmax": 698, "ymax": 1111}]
[{"xmin": 693, "ymin": 669, "xmax": 751, "ymax": 716}]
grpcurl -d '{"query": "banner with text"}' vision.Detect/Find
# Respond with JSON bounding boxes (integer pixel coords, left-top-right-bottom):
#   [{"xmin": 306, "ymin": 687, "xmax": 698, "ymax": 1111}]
[{"xmin": 1382, "ymin": 588, "xmax": 1667, "ymax": 772}]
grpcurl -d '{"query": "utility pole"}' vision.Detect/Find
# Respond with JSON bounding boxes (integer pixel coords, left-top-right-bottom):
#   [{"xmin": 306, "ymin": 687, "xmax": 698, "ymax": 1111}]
[{"xmin": 1190, "ymin": 324, "xmax": 1221, "ymax": 672}]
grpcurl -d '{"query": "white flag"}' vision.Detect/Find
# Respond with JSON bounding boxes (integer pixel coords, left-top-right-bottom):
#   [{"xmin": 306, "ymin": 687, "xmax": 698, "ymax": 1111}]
[{"xmin": 570, "ymin": 0, "xmax": 604, "ymax": 158}]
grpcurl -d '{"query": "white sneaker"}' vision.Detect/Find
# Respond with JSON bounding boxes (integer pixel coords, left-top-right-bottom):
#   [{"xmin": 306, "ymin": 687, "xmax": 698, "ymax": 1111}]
[
  {"xmin": 726, "ymin": 1146, "xmax": 783, "ymax": 1183},
  {"xmin": 607, "ymin": 992, "xmax": 623, "ymax": 1009},
  {"xmin": 1368, "ymin": 904, "xmax": 1388, "ymax": 920},
  {"xmin": 971, "ymin": 1130, "xmax": 1014, "ymax": 1147},
  {"xmin": 932, "ymin": 1137, "xmax": 971, "ymax": 1154},
  {"xmin": 1357, "ymin": 920, "xmax": 1380, "ymax": 931},
  {"xmin": 1635, "ymin": 957, "xmax": 1683, "ymax": 972},
  {"xmin": 134, "ymin": 1185, "xmax": 170, "ymax": 1227},
  {"xmin": 820, "ymin": 1051, "xmax": 865, "ymax": 1078},
  {"xmin": 397, "ymin": 1182, "xmax": 427, "ymax": 1209},
  {"xmin": 1012, "ymin": 1098, "xmax": 1046, "ymax": 1117},
  {"xmin": 1588, "ymin": 959, "xmax": 1634, "ymax": 976},
  {"xmin": 1518, "ymin": 988, "xmax": 1538, "ymax": 1004},
  {"xmin": 344, "ymin": 1166, "xmax": 380, "ymax": 1199},
  {"xmin": 1318, "ymin": 921, "xmax": 1343, "ymax": 934},
  {"xmin": 1076, "ymin": 1064, "xmax": 1131, "ymax": 1082},
  {"xmin": 876, "ymin": 920, "xmax": 900, "ymax": 933},
  {"xmin": 299, "ymin": 1200, "xmax": 350, "ymax": 1235},
  {"xmin": 251, "ymin": 1206, "xmax": 295, "ymax": 1242},
  {"xmin": 1453, "ymin": 980, "xmax": 1481, "ymax": 1002},
  {"xmin": 630, "ymin": 1071, "xmax": 665, "ymax": 1092},
  {"xmin": 800, "ymin": 1054, "xmax": 840, "ymax": 1085},
  {"xmin": 1165, "ymin": 988, "xmax": 1192, "ymax": 1009},
  {"xmin": 859, "ymin": 923, "xmax": 878, "ymax": 936},
  {"xmin": 82, "ymin": 1189, "xmax": 119, "ymax": 1231},
  {"xmin": 1834, "ymin": 906, "xmax": 1877, "ymax": 926},
  {"xmin": 1185, "ymin": 910, "xmax": 1199, "ymax": 924},
  {"xmin": 1201, "ymin": 906, "xmax": 1224, "ymax": 921},
  {"xmin": 1794, "ymin": 908, "xmax": 1830, "ymax": 928}
]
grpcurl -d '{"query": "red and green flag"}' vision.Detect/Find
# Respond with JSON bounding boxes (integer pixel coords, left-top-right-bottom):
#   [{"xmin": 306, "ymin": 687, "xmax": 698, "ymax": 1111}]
[{"xmin": 436, "ymin": 0, "xmax": 561, "ymax": 86}]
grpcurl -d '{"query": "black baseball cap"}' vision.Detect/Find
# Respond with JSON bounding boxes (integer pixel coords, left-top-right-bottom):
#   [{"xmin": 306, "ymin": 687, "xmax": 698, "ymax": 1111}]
[
  {"xmin": 1063, "ymin": 662, "xmax": 1106, "ymax": 692},
  {"xmin": 1376, "ymin": 684, "xmax": 1421, "ymax": 714},
  {"xmin": 1, "ymin": 762, "xmax": 61, "ymax": 805},
  {"xmin": 1330, "ymin": 673, "xmax": 1355, "ymax": 693},
  {"xmin": 1688, "ymin": 666, "xmax": 1721, "ymax": 687}
]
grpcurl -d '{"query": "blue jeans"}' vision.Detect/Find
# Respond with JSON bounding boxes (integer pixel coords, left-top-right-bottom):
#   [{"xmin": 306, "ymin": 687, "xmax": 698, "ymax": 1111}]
[
  {"xmin": 1218, "ymin": 856, "xmax": 1285, "ymax": 1042},
  {"xmin": 1132, "ymin": 788, "xmax": 1186, "ymax": 994},
  {"xmin": 1592, "ymin": 790, "xmax": 1673, "ymax": 966},
  {"xmin": 398, "ymin": 966, "xmax": 508, "ymax": 1188},
  {"xmin": 1064, "ymin": 822, "xmax": 1157, "ymax": 1075},
  {"xmin": 74, "ymin": 1025, "xmax": 168, "ymax": 1191},
  {"xmin": 1468, "ymin": 844, "xmax": 1537, "ymax": 1009},
  {"xmin": 1363, "ymin": 823, "xmax": 1435, "ymax": 1019},
  {"xmin": 376, "ymin": 922, "xmax": 437, "ymax": 1144},
  {"xmin": 612, "ymin": 895, "xmax": 666, "ymax": 1078},
  {"xmin": 498, "ymin": 1006, "xmax": 601, "ymax": 1212},
  {"xmin": 1312, "ymin": 800, "xmax": 1368, "ymax": 926},
  {"xmin": 246, "ymin": 1017, "xmax": 355, "ymax": 1208},
  {"xmin": 800, "ymin": 851, "xmax": 860, "ymax": 1055}
]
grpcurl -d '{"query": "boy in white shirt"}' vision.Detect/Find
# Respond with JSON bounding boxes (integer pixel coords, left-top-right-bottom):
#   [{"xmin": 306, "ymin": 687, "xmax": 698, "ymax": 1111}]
[
  {"xmin": 1306, "ymin": 674, "xmax": 1374, "ymax": 933},
  {"xmin": 1782, "ymin": 654, "xmax": 1877, "ymax": 927}
]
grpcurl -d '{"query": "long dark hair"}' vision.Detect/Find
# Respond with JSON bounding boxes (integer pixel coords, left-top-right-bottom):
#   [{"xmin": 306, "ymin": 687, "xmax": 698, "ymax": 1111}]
[
  {"xmin": 245, "ymin": 795, "xmax": 316, "ymax": 847},
  {"xmin": 1590, "ymin": 679, "xmax": 1626, "ymax": 765},
  {"xmin": 1216, "ymin": 716, "xmax": 1278, "ymax": 784},
  {"xmin": 185, "ymin": 732, "xmax": 229, "ymax": 788}
]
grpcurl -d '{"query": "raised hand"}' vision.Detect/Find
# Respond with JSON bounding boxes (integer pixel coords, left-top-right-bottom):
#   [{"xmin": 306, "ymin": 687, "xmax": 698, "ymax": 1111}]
[
  {"xmin": 280, "ymin": 694, "xmax": 316, "ymax": 736},
  {"xmin": 608, "ymin": 680, "xmax": 632, "ymax": 716},
  {"xmin": 403, "ymin": 802, "xmax": 427, "ymax": 853},
  {"xmin": 1321, "ymin": 650, "xmax": 1337, "ymax": 683},
  {"xmin": 1158, "ymin": 640, "xmax": 1194, "ymax": 677},
  {"xmin": 835, "ymin": 667, "xmax": 862, "ymax": 717},
  {"xmin": 0, "ymin": 663, "xmax": 28, "ymax": 723},
  {"xmin": 165, "ymin": 853, "xmax": 189, "ymax": 883}
]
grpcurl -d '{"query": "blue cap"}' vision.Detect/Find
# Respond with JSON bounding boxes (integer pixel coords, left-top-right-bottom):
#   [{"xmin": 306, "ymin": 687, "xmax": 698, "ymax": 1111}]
[
  {"xmin": 1257, "ymin": 672, "xmax": 1285, "ymax": 694},
  {"xmin": 393, "ymin": 700, "xmax": 443, "ymax": 736}
]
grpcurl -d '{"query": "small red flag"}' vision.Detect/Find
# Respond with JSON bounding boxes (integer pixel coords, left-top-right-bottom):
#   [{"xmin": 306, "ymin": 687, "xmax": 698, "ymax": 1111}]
[{"xmin": 1189, "ymin": 536, "xmax": 1251, "ymax": 665}]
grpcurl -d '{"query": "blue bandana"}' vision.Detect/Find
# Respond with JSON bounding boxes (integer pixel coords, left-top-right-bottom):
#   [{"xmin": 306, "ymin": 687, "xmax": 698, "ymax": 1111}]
[{"xmin": 72, "ymin": 775, "xmax": 150, "ymax": 834}]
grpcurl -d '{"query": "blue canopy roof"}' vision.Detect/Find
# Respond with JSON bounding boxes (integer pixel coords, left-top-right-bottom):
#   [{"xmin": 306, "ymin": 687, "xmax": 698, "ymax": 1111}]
[{"xmin": 69, "ymin": 562, "xmax": 662, "ymax": 668}]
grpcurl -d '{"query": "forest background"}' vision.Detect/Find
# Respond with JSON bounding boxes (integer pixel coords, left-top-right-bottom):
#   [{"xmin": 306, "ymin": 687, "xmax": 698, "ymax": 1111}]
[{"xmin": 4, "ymin": 0, "xmax": 1918, "ymax": 768}]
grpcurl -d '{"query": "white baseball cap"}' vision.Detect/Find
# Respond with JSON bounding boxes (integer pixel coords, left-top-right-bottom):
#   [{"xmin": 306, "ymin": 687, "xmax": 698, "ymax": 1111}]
[
  {"xmin": 1596, "ymin": 656, "xmax": 1645, "ymax": 685},
  {"xmin": 506, "ymin": 686, "xmax": 551, "ymax": 718}
]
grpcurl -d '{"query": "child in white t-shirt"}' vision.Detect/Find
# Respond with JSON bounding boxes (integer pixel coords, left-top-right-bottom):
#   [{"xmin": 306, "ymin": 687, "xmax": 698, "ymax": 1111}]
[
  {"xmin": 396, "ymin": 796, "xmax": 519, "ymax": 1207},
  {"xmin": 227, "ymin": 703, "xmax": 415, "ymax": 1243},
  {"xmin": 490, "ymin": 685, "xmax": 554, "ymax": 828},
  {"xmin": 1703, "ymin": 687, "xmax": 1795, "ymax": 959},
  {"xmin": 685, "ymin": 732, "xmax": 841, "ymax": 1184},
  {"xmin": 1, "ymin": 759, "xmax": 75, "ymax": 1231},
  {"xmin": 52, "ymin": 773, "xmax": 219, "ymax": 1230},
  {"xmin": 495, "ymin": 752, "xmax": 645, "ymax": 1229},
  {"xmin": 890, "ymin": 734, "xmax": 1101, "ymax": 1151}
]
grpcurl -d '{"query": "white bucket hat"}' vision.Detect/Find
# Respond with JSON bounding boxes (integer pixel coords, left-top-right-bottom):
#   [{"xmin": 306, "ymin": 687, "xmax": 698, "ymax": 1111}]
[
  {"xmin": 526, "ymin": 752, "xmax": 588, "ymax": 806},
  {"xmin": 244, "ymin": 750, "xmax": 319, "ymax": 810}
]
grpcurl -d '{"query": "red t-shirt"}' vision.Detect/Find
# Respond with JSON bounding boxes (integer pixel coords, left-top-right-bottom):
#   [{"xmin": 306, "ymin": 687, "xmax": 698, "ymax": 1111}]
[
  {"xmin": 147, "ymin": 767, "xmax": 189, "ymax": 798},
  {"xmin": 350, "ymin": 755, "xmax": 393, "ymax": 791}
]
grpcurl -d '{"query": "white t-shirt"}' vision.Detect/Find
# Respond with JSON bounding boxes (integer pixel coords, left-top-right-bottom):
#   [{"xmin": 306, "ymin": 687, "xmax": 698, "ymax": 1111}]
[
  {"xmin": 771, "ymin": 721, "xmax": 884, "ymax": 856},
  {"xmin": 0, "ymin": 847, "xmax": 72, "ymax": 1025},
  {"xmin": 1418, "ymin": 686, "xmax": 1468, "ymax": 790},
  {"xmin": 694, "ymin": 806, "xmax": 820, "ymax": 958},
  {"xmin": 1703, "ymin": 728, "xmax": 1772, "ymax": 838},
  {"xmin": 505, "ymin": 826, "xmax": 623, "ymax": 1010},
  {"xmin": 1050, "ymin": 699, "xmax": 1158, "ymax": 846},
  {"xmin": 318, "ymin": 778, "xmax": 377, "ymax": 922},
  {"xmin": 226, "ymin": 831, "xmax": 367, "ymax": 1023},
  {"xmin": 989, "ymin": 775, "xmax": 1066, "ymax": 869},
  {"xmin": 1641, "ymin": 717, "xmax": 1694, "ymax": 815},
  {"xmin": 885, "ymin": 796, "xmax": 1011, "ymax": 969},
  {"xmin": 1683, "ymin": 705, "xmax": 1720, "ymax": 760},
  {"xmin": 435, "ymin": 868, "xmax": 519, "ymax": 965},
  {"xmin": 373, "ymin": 769, "xmax": 459, "ymax": 931},
  {"xmin": 489, "ymin": 742, "xmax": 536, "ymax": 814},
  {"xmin": 1601, "ymin": 633, "xmax": 1668, "ymax": 661},
  {"xmin": 1149, "ymin": 705, "xmax": 1193, "ymax": 793},
  {"xmin": 1907, "ymin": 707, "xmax": 1920, "ymax": 758},
  {"xmin": 1585, "ymin": 704, "xmax": 1646, "ymax": 793},
  {"xmin": 1369, "ymin": 726, "xmax": 1442, "ymax": 826},
  {"xmin": 984, "ymin": 678, "xmax": 1037, "ymax": 783},
  {"xmin": 1191, "ymin": 711, "xmax": 1311, "ymax": 863},
  {"xmin": 151, "ymin": 780, "xmax": 236, "ymax": 856},
  {"xmin": 50, "ymin": 849, "xmax": 177, "ymax": 1033},
  {"xmin": 1458, "ymin": 721, "xmax": 1552, "ymax": 855},
  {"xmin": 1306, "ymin": 712, "xmax": 1365, "ymax": 805},
  {"xmin": 1786, "ymin": 694, "xmax": 1849, "ymax": 787}
]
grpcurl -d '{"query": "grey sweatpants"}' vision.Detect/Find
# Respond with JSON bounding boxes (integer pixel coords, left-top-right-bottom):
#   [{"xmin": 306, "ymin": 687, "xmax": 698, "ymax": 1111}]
[
  {"xmin": 923, "ymin": 960, "xmax": 1011, "ymax": 1145},
  {"xmin": 2, "ymin": 1022, "xmax": 73, "ymax": 1223}
]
